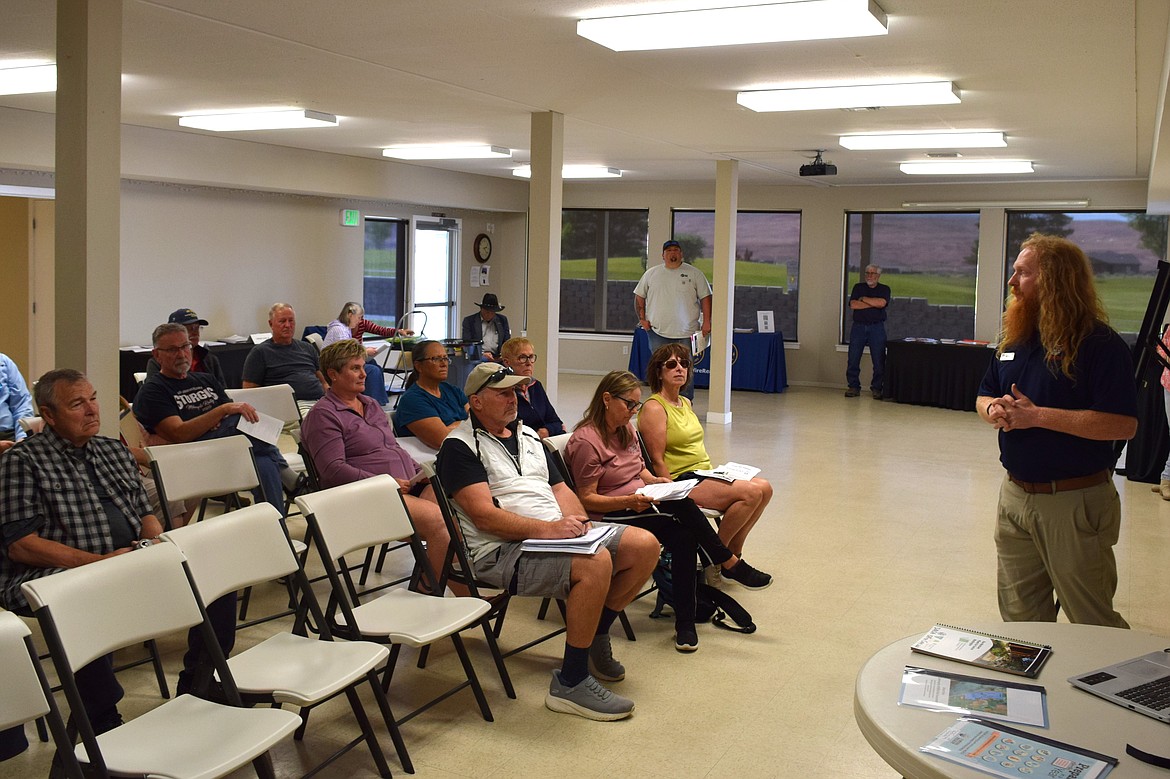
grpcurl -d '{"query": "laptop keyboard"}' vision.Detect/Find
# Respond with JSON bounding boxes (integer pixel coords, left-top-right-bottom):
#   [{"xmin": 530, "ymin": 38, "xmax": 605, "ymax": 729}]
[{"xmin": 1117, "ymin": 674, "xmax": 1170, "ymax": 711}]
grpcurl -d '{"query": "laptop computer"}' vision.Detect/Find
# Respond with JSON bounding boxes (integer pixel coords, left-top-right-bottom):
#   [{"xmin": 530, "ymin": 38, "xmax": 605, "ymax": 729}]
[{"xmin": 1068, "ymin": 648, "xmax": 1170, "ymax": 723}]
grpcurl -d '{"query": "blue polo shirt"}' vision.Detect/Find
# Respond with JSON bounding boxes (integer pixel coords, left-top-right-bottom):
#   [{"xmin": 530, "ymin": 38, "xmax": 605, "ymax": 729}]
[{"xmin": 978, "ymin": 325, "xmax": 1136, "ymax": 482}]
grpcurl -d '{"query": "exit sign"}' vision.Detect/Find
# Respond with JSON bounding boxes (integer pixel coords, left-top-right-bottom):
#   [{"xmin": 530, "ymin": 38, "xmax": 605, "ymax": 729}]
[{"xmin": 339, "ymin": 209, "xmax": 360, "ymax": 226}]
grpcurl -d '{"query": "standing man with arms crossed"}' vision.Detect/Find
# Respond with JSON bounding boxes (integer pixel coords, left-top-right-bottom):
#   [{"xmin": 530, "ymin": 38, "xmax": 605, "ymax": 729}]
[
  {"xmin": 845, "ymin": 264, "xmax": 890, "ymax": 399},
  {"xmin": 634, "ymin": 240, "xmax": 712, "ymax": 400},
  {"xmin": 976, "ymin": 234, "xmax": 1136, "ymax": 628}
]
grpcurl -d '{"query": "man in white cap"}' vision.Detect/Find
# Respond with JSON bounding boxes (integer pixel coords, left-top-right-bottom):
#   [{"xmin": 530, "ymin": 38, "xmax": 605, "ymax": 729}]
[{"xmin": 435, "ymin": 363, "xmax": 658, "ymax": 721}]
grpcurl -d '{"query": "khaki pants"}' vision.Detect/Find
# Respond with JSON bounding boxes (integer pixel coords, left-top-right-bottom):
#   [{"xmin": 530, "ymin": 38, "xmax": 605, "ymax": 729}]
[{"xmin": 995, "ymin": 475, "xmax": 1128, "ymax": 628}]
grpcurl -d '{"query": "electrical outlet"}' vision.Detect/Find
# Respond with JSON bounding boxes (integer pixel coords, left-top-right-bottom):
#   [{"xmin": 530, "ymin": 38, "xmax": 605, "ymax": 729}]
[{"xmin": 622, "ymin": 345, "xmax": 629, "ymax": 355}]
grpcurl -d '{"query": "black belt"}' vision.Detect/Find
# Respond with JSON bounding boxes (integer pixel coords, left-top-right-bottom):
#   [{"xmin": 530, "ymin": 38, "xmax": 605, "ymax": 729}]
[{"xmin": 1007, "ymin": 469, "xmax": 1111, "ymax": 494}]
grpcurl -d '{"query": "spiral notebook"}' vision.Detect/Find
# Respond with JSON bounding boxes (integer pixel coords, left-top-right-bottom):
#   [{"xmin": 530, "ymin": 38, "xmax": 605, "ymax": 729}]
[{"xmin": 910, "ymin": 624, "xmax": 1052, "ymax": 678}]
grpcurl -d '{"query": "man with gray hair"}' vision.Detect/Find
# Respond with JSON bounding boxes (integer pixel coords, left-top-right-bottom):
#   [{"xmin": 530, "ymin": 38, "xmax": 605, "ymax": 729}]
[
  {"xmin": 845, "ymin": 264, "xmax": 891, "ymax": 399},
  {"xmin": 0, "ymin": 369, "xmax": 230, "ymax": 736},
  {"xmin": 242, "ymin": 302, "xmax": 326, "ymax": 415},
  {"xmin": 134, "ymin": 322, "xmax": 290, "ymax": 516}
]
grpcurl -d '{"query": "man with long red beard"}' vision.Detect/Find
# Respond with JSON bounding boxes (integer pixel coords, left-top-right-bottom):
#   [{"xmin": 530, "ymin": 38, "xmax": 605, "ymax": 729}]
[{"xmin": 976, "ymin": 234, "xmax": 1136, "ymax": 628}]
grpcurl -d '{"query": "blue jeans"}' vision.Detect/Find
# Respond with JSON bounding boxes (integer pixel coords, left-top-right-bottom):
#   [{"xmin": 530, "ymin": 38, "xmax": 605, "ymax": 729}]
[
  {"xmin": 846, "ymin": 322, "xmax": 887, "ymax": 391},
  {"xmin": 363, "ymin": 361, "xmax": 389, "ymax": 405},
  {"xmin": 646, "ymin": 330, "xmax": 695, "ymax": 400}
]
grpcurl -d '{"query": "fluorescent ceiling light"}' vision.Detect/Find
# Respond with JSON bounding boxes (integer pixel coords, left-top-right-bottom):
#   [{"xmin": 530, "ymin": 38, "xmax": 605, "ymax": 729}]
[
  {"xmin": 840, "ymin": 131, "xmax": 1006, "ymax": 150},
  {"xmin": 513, "ymin": 165, "xmax": 622, "ymax": 179},
  {"xmin": 178, "ymin": 109, "xmax": 338, "ymax": 132},
  {"xmin": 577, "ymin": 0, "xmax": 887, "ymax": 51},
  {"xmin": 902, "ymin": 200, "xmax": 1089, "ymax": 209},
  {"xmin": 0, "ymin": 184, "xmax": 55, "ymax": 199},
  {"xmin": 382, "ymin": 145, "xmax": 511, "ymax": 160},
  {"xmin": 738, "ymin": 81, "xmax": 959, "ymax": 112},
  {"xmin": 900, "ymin": 160, "xmax": 1034, "ymax": 175},
  {"xmin": 0, "ymin": 63, "xmax": 56, "ymax": 96}
]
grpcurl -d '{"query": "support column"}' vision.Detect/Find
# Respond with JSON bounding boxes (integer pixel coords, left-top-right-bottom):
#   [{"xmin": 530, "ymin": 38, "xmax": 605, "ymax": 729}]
[
  {"xmin": 974, "ymin": 208, "xmax": 1007, "ymax": 342},
  {"xmin": 55, "ymin": 0, "xmax": 122, "ymax": 436},
  {"xmin": 527, "ymin": 111, "xmax": 564, "ymax": 399},
  {"xmin": 707, "ymin": 159, "xmax": 738, "ymax": 425}
]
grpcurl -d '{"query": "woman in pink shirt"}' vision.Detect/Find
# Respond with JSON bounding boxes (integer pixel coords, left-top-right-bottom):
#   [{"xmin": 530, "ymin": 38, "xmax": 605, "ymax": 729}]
[{"xmin": 564, "ymin": 370, "xmax": 763, "ymax": 653}]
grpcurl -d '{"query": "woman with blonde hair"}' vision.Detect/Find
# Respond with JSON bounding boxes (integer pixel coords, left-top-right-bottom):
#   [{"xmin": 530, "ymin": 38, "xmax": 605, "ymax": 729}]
[
  {"xmin": 638, "ymin": 343, "xmax": 773, "ymax": 586},
  {"xmin": 565, "ymin": 370, "xmax": 763, "ymax": 652}
]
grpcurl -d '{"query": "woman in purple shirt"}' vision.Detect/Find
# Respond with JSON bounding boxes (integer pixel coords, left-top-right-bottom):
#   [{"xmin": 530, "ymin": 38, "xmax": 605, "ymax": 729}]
[{"xmin": 301, "ymin": 339, "xmax": 457, "ymax": 591}]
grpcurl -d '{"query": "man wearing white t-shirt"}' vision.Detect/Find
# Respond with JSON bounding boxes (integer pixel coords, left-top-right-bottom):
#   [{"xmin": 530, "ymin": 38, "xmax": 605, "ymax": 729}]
[{"xmin": 633, "ymin": 240, "xmax": 713, "ymax": 399}]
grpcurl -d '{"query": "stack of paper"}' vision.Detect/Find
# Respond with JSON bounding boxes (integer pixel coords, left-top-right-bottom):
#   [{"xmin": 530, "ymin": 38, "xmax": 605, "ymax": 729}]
[
  {"xmin": 635, "ymin": 478, "xmax": 699, "ymax": 502},
  {"xmin": 521, "ymin": 524, "xmax": 617, "ymax": 554},
  {"xmin": 694, "ymin": 462, "xmax": 760, "ymax": 482}
]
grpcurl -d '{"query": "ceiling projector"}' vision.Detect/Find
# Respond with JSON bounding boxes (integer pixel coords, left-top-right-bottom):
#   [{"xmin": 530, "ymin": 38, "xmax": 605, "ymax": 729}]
[{"xmin": 800, "ymin": 150, "xmax": 837, "ymax": 177}]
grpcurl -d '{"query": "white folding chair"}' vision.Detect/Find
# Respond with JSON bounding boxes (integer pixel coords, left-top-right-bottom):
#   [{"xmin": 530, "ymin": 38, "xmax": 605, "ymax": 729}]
[
  {"xmin": 296, "ymin": 475, "xmax": 497, "ymax": 727},
  {"xmin": 162, "ymin": 503, "xmax": 411, "ymax": 777},
  {"xmin": 0, "ymin": 611, "xmax": 82, "ymax": 779},
  {"xmin": 132, "ymin": 372, "xmax": 147, "ymax": 386},
  {"xmin": 305, "ymin": 332, "xmax": 325, "ymax": 351},
  {"xmin": 147, "ymin": 435, "xmax": 306, "ymax": 627},
  {"xmin": 21, "ymin": 544, "xmax": 301, "ymax": 779},
  {"xmin": 17, "ymin": 416, "xmax": 43, "ymax": 436},
  {"xmin": 226, "ymin": 384, "xmax": 310, "ymax": 513}
]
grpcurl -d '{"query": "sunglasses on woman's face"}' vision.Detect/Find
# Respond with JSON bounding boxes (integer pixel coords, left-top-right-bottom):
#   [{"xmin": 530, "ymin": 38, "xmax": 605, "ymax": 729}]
[{"xmin": 663, "ymin": 358, "xmax": 690, "ymax": 370}]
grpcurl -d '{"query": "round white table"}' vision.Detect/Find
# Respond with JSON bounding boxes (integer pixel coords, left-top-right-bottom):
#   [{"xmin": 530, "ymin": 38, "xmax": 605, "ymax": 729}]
[{"xmin": 855, "ymin": 622, "xmax": 1170, "ymax": 778}]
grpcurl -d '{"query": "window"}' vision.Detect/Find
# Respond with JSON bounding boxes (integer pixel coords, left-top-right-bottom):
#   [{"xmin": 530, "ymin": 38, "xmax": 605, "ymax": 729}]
[
  {"xmin": 559, "ymin": 209, "xmax": 649, "ymax": 333},
  {"xmin": 1005, "ymin": 211, "xmax": 1169, "ymax": 335},
  {"xmin": 363, "ymin": 218, "xmax": 406, "ymax": 329},
  {"xmin": 671, "ymin": 210, "xmax": 801, "ymax": 340},
  {"xmin": 843, "ymin": 212, "xmax": 980, "ymax": 341}
]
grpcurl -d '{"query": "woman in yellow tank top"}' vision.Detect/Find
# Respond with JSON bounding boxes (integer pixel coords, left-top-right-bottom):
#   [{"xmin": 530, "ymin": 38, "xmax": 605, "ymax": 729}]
[{"xmin": 638, "ymin": 343, "xmax": 773, "ymax": 584}]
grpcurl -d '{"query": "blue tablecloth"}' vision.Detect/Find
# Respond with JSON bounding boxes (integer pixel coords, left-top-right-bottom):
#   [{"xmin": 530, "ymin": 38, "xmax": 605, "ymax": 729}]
[{"xmin": 627, "ymin": 330, "xmax": 787, "ymax": 393}]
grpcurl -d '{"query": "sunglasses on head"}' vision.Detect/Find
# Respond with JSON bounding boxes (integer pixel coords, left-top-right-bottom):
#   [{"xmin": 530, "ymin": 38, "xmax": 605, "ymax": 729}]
[
  {"xmin": 471, "ymin": 365, "xmax": 516, "ymax": 395},
  {"xmin": 663, "ymin": 357, "xmax": 690, "ymax": 370}
]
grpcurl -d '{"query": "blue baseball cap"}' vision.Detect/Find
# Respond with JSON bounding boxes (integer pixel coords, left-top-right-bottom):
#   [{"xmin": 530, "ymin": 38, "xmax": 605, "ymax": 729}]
[{"xmin": 662, "ymin": 240, "xmax": 681, "ymax": 251}]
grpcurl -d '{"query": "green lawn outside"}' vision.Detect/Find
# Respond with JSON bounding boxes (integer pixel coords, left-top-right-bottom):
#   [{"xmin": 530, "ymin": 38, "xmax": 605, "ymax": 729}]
[{"xmin": 364, "ymin": 248, "xmax": 396, "ymax": 277}]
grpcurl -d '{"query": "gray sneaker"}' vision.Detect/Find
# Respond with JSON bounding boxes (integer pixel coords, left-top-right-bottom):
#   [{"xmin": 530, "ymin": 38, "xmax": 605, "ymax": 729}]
[
  {"xmin": 545, "ymin": 671, "xmax": 634, "ymax": 721},
  {"xmin": 588, "ymin": 633, "xmax": 625, "ymax": 681}
]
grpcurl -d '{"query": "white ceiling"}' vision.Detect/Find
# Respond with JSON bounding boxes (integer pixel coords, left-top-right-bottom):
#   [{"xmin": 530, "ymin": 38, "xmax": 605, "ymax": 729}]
[{"xmin": 3, "ymin": 0, "xmax": 1170, "ymax": 189}]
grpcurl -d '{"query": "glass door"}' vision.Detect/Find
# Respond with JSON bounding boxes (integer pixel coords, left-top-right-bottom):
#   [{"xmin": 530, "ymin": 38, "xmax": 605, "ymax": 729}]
[{"xmin": 408, "ymin": 216, "xmax": 460, "ymax": 340}]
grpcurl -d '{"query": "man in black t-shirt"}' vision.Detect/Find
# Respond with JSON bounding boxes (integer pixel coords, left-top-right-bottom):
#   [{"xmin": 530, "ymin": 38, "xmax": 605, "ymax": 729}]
[
  {"xmin": 845, "ymin": 264, "xmax": 891, "ymax": 399},
  {"xmin": 134, "ymin": 323, "xmax": 289, "ymax": 517}
]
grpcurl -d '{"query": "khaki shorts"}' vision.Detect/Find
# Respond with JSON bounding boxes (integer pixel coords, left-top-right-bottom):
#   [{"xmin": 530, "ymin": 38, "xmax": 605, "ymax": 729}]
[{"xmin": 473, "ymin": 523, "xmax": 627, "ymax": 599}]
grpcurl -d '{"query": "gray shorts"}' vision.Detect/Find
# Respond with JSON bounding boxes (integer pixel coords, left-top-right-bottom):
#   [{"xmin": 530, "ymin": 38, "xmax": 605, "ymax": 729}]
[{"xmin": 472, "ymin": 523, "xmax": 627, "ymax": 599}]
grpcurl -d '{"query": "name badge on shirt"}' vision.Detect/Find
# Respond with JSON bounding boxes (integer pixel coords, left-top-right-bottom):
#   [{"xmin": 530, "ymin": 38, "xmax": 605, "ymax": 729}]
[{"xmin": 999, "ymin": 352, "xmax": 1016, "ymax": 361}]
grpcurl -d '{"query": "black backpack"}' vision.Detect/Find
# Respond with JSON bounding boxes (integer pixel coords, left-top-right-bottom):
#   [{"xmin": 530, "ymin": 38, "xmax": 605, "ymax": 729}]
[{"xmin": 649, "ymin": 551, "xmax": 756, "ymax": 633}]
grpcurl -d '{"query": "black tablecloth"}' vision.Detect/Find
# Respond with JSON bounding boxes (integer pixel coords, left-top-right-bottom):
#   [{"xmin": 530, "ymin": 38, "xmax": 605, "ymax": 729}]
[
  {"xmin": 119, "ymin": 342, "xmax": 255, "ymax": 401},
  {"xmin": 628, "ymin": 329, "xmax": 787, "ymax": 393},
  {"xmin": 883, "ymin": 340, "xmax": 995, "ymax": 411}
]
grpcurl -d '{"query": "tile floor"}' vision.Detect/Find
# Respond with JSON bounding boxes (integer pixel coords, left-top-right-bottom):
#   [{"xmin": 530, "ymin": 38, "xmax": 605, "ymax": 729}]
[{"xmin": 8, "ymin": 376, "xmax": 1170, "ymax": 778}]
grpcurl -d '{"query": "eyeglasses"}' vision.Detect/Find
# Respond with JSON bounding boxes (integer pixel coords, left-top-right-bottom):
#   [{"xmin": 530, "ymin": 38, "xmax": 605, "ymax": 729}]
[
  {"xmin": 157, "ymin": 343, "xmax": 193, "ymax": 354},
  {"xmin": 471, "ymin": 365, "xmax": 516, "ymax": 395},
  {"xmin": 512, "ymin": 354, "xmax": 537, "ymax": 364},
  {"xmin": 418, "ymin": 355, "xmax": 452, "ymax": 364},
  {"xmin": 614, "ymin": 395, "xmax": 643, "ymax": 412},
  {"xmin": 662, "ymin": 358, "xmax": 690, "ymax": 370}
]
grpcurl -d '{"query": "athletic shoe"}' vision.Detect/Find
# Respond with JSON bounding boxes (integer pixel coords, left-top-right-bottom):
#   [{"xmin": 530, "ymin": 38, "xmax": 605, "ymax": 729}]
[
  {"xmin": 722, "ymin": 559, "xmax": 773, "ymax": 590},
  {"xmin": 545, "ymin": 671, "xmax": 634, "ymax": 721},
  {"xmin": 588, "ymin": 633, "xmax": 625, "ymax": 681},
  {"xmin": 674, "ymin": 625, "xmax": 699, "ymax": 652}
]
